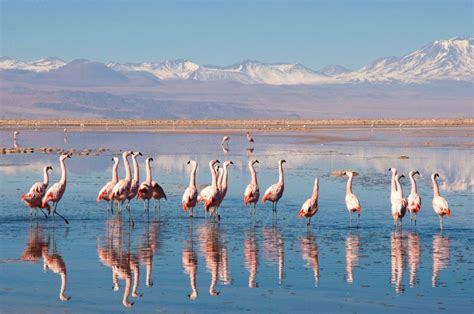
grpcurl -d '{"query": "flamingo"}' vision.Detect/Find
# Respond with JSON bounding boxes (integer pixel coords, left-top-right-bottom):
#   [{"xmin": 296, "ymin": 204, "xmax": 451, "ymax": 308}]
[
  {"xmin": 197, "ymin": 160, "xmax": 221, "ymax": 215},
  {"xmin": 150, "ymin": 164, "xmax": 167, "ymax": 210},
  {"xmin": 42, "ymin": 244, "xmax": 70, "ymax": 301},
  {"xmin": 344, "ymin": 171, "xmax": 361, "ymax": 226},
  {"xmin": 221, "ymin": 136, "xmax": 230, "ymax": 146},
  {"xmin": 392, "ymin": 174, "xmax": 408, "ymax": 227},
  {"xmin": 407, "ymin": 170, "xmax": 422, "ymax": 225},
  {"xmin": 42, "ymin": 154, "xmax": 71, "ymax": 224},
  {"xmin": 215, "ymin": 161, "xmax": 234, "ymax": 211},
  {"xmin": 97, "ymin": 157, "xmax": 120, "ymax": 212},
  {"xmin": 243, "ymin": 159, "xmax": 260, "ymax": 209},
  {"xmin": 110, "ymin": 151, "xmax": 134, "ymax": 225},
  {"xmin": 137, "ymin": 157, "xmax": 154, "ymax": 211},
  {"xmin": 13, "ymin": 130, "xmax": 19, "ymax": 148},
  {"xmin": 389, "ymin": 168, "xmax": 398, "ymax": 205},
  {"xmin": 431, "ymin": 173, "xmax": 451, "ymax": 230},
  {"xmin": 21, "ymin": 165, "xmax": 53, "ymax": 218},
  {"xmin": 262, "ymin": 159, "xmax": 286, "ymax": 213},
  {"xmin": 246, "ymin": 132, "xmax": 254, "ymax": 145},
  {"xmin": 298, "ymin": 177, "xmax": 319, "ymax": 226},
  {"xmin": 182, "ymin": 160, "xmax": 199, "ymax": 217},
  {"xmin": 126, "ymin": 151, "xmax": 143, "ymax": 209}
]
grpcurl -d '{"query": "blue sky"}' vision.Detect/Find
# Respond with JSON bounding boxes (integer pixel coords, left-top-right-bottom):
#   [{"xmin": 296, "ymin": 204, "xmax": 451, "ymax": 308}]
[{"xmin": 1, "ymin": 0, "xmax": 472, "ymax": 70}]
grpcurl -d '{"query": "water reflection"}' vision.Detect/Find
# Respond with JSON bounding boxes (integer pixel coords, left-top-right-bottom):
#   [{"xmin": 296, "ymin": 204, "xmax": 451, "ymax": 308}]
[
  {"xmin": 300, "ymin": 231, "xmax": 319, "ymax": 287},
  {"xmin": 183, "ymin": 222, "xmax": 198, "ymax": 299},
  {"xmin": 138, "ymin": 221, "xmax": 159, "ymax": 288},
  {"xmin": 262, "ymin": 224, "xmax": 284, "ymax": 285},
  {"xmin": 97, "ymin": 216, "xmax": 142, "ymax": 308},
  {"xmin": 407, "ymin": 232, "xmax": 420, "ymax": 288},
  {"xmin": 20, "ymin": 223, "xmax": 70, "ymax": 301},
  {"xmin": 245, "ymin": 226, "xmax": 259, "ymax": 288},
  {"xmin": 198, "ymin": 223, "xmax": 231, "ymax": 296},
  {"xmin": 432, "ymin": 234, "xmax": 450, "ymax": 287},
  {"xmin": 390, "ymin": 231, "xmax": 406, "ymax": 293},
  {"xmin": 345, "ymin": 231, "xmax": 360, "ymax": 284}
]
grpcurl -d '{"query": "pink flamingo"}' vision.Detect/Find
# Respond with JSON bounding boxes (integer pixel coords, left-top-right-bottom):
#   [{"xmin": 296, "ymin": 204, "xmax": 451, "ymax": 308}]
[
  {"xmin": 21, "ymin": 165, "xmax": 53, "ymax": 218},
  {"xmin": 407, "ymin": 170, "xmax": 422, "ymax": 225},
  {"xmin": 246, "ymin": 132, "xmax": 254, "ymax": 145},
  {"xmin": 262, "ymin": 159, "xmax": 286, "ymax": 213},
  {"xmin": 344, "ymin": 171, "xmax": 361, "ymax": 226},
  {"xmin": 42, "ymin": 154, "xmax": 71, "ymax": 224},
  {"xmin": 110, "ymin": 151, "xmax": 134, "ymax": 225},
  {"xmin": 298, "ymin": 177, "xmax": 319, "ymax": 226},
  {"xmin": 137, "ymin": 157, "xmax": 154, "ymax": 211},
  {"xmin": 182, "ymin": 160, "xmax": 198, "ymax": 217},
  {"xmin": 431, "ymin": 173, "xmax": 451, "ymax": 230},
  {"xmin": 97, "ymin": 157, "xmax": 120, "ymax": 212},
  {"xmin": 216, "ymin": 161, "xmax": 233, "ymax": 210},
  {"xmin": 198, "ymin": 160, "xmax": 221, "ymax": 215},
  {"xmin": 392, "ymin": 174, "xmax": 407, "ymax": 228},
  {"xmin": 126, "ymin": 151, "xmax": 143, "ymax": 209},
  {"xmin": 244, "ymin": 159, "xmax": 260, "ymax": 209}
]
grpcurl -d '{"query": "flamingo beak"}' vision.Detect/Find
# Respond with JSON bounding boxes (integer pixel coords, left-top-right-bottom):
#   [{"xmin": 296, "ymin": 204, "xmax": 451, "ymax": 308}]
[
  {"xmin": 216, "ymin": 160, "xmax": 221, "ymax": 164},
  {"xmin": 255, "ymin": 160, "xmax": 259, "ymax": 163},
  {"xmin": 67, "ymin": 154, "xmax": 71, "ymax": 159},
  {"xmin": 400, "ymin": 174, "xmax": 405, "ymax": 179},
  {"xmin": 388, "ymin": 168, "xmax": 391, "ymax": 171},
  {"xmin": 187, "ymin": 160, "xmax": 191, "ymax": 164},
  {"xmin": 150, "ymin": 158, "xmax": 154, "ymax": 162},
  {"xmin": 230, "ymin": 161, "xmax": 234, "ymax": 165},
  {"xmin": 282, "ymin": 160, "xmax": 286, "ymax": 163},
  {"xmin": 138, "ymin": 152, "xmax": 143, "ymax": 156},
  {"xmin": 415, "ymin": 171, "xmax": 420, "ymax": 175}
]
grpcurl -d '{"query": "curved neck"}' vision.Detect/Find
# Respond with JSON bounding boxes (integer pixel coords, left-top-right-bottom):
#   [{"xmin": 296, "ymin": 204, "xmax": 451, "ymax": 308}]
[
  {"xmin": 249, "ymin": 163, "xmax": 258, "ymax": 185},
  {"xmin": 123, "ymin": 154, "xmax": 131, "ymax": 181},
  {"xmin": 210, "ymin": 163, "xmax": 218, "ymax": 187},
  {"xmin": 409, "ymin": 174, "xmax": 417, "ymax": 194},
  {"xmin": 43, "ymin": 168, "xmax": 50, "ymax": 186},
  {"xmin": 395, "ymin": 177, "xmax": 404, "ymax": 198},
  {"xmin": 112, "ymin": 160, "xmax": 119, "ymax": 182},
  {"xmin": 432, "ymin": 177, "xmax": 440, "ymax": 196},
  {"xmin": 221, "ymin": 165, "xmax": 229, "ymax": 190},
  {"xmin": 132, "ymin": 156, "xmax": 139, "ymax": 182},
  {"xmin": 60, "ymin": 159, "xmax": 67, "ymax": 183},
  {"xmin": 391, "ymin": 171, "xmax": 397, "ymax": 192},
  {"xmin": 312, "ymin": 180, "xmax": 319, "ymax": 199},
  {"xmin": 189, "ymin": 163, "xmax": 197, "ymax": 187},
  {"xmin": 346, "ymin": 175, "xmax": 353, "ymax": 194},
  {"xmin": 146, "ymin": 160, "xmax": 152, "ymax": 183},
  {"xmin": 278, "ymin": 163, "xmax": 284, "ymax": 185}
]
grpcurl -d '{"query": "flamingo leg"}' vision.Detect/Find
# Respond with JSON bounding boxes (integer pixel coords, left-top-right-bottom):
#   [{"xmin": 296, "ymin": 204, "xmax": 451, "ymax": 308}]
[
  {"xmin": 126, "ymin": 205, "xmax": 134, "ymax": 227},
  {"xmin": 55, "ymin": 209, "xmax": 69, "ymax": 224},
  {"xmin": 414, "ymin": 214, "xmax": 417, "ymax": 226},
  {"xmin": 39, "ymin": 207, "xmax": 48, "ymax": 219},
  {"xmin": 439, "ymin": 216, "xmax": 443, "ymax": 230},
  {"xmin": 357, "ymin": 213, "xmax": 360, "ymax": 228}
]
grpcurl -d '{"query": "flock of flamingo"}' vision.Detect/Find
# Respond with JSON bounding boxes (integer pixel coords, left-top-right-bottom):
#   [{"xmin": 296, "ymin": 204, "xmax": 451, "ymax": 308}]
[{"xmin": 20, "ymin": 132, "xmax": 452, "ymax": 229}]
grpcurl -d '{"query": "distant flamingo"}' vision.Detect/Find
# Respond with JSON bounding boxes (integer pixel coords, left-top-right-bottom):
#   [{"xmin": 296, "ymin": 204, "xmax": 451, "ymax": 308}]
[
  {"xmin": 298, "ymin": 177, "xmax": 319, "ymax": 226},
  {"xmin": 392, "ymin": 174, "xmax": 408, "ymax": 227},
  {"xmin": 246, "ymin": 132, "xmax": 254, "ymax": 145},
  {"xmin": 97, "ymin": 157, "xmax": 120, "ymax": 212},
  {"xmin": 221, "ymin": 136, "xmax": 230, "ymax": 146},
  {"xmin": 344, "ymin": 171, "xmax": 361, "ymax": 226},
  {"xmin": 137, "ymin": 157, "xmax": 154, "ymax": 211},
  {"xmin": 198, "ymin": 160, "xmax": 221, "ymax": 215},
  {"xmin": 126, "ymin": 151, "xmax": 143, "ymax": 209},
  {"xmin": 431, "ymin": 173, "xmax": 451, "ymax": 230},
  {"xmin": 182, "ymin": 160, "xmax": 199, "ymax": 217},
  {"xmin": 262, "ymin": 159, "xmax": 286, "ymax": 213},
  {"xmin": 244, "ymin": 159, "xmax": 260, "ymax": 209},
  {"xmin": 42, "ymin": 154, "xmax": 71, "ymax": 224},
  {"xmin": 110, "ymin": 151, "xmax": 134, "ymax": 225},
  {"xmin": 21, "ymin": 165, "xmax": 53, "ymax": 218},
  {"xmin": 216, "ymin": 161, "xmax": 233, "ymax": 211},
  {"xmin": 13, "ymin": 130, "xmax": 19, "ymax": 148},
  {"xmin": 407, "ymin": 170, "xmax": 422, "ymax": 225}
]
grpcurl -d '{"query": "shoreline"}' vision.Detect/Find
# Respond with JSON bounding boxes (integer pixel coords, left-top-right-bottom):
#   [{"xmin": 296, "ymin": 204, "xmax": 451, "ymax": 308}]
[{"xmin": 0, "ymin": 118, "xmax": 472, "ymax": 132}]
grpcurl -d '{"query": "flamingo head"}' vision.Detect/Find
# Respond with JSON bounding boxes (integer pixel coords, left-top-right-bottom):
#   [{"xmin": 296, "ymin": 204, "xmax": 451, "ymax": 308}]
[
  {"xmin": 432, "ymin": 173, "xmax": 440, "ymax": 180},
  {"xmin": 60, "ymin": 154, "xmax": 71, "ymax": 161},
  {"xmin": 112, "ymin": 157, "xmax": 119, "ymax": 163},
  {"xmin": 187, "ymin": 160, "xmax": 197, "ymax": 167},
  {"xmin": 45, "ymin": 166, "xmax": 53, "ymax": 172},
  {"xmin": 210, "ymin": 159, "xmax": 220, "ymax": 167},
  {"xmin": 398, "ymin": 174, "xmax": 405, "ymax": 180},
  {"xmin": 279, "ymin": 159, "xmax": 286, "ymax": 165},
  {"xmin": 14, "ymin": 131, "xmax": 19, "ymax": 136},
  {"xmin": 224, "ymin": 160, "xmax": 234, "ymax": 168},
  {"xmin": 388, "ymin": 167, "xmax": 397, "ymax": 174},
  {"xmin": 409, "ymin": 170, "xmax": 420, "ymax": 177}
]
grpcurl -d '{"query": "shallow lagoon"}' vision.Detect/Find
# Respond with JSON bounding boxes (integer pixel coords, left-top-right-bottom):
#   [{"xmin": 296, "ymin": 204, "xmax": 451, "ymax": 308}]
[{"xmin": 0, "ymin": 127, "xmax": 472, "ymax": 313}]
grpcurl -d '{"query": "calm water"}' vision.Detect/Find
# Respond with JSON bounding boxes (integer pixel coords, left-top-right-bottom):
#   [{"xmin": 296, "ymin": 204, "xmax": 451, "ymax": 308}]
[{"xmin": 0, "ymin": 127, "xmax": 472, "ymax": 313}]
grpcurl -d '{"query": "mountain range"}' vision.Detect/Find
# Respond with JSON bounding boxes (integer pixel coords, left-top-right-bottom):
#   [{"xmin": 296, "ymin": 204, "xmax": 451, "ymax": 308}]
[{"xmin": 0, "ymin": 38, "xmax": 472, "ymax": 119}]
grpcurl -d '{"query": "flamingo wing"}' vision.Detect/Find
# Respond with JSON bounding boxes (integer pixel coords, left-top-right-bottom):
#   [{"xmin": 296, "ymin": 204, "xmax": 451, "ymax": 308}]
[
  {"xmin": 262, "ymin": 183, "xmax": 283, "ymax": 203},
  {"xmin": 30, "ymin": 182, "xmax": 46, "ymax": 194}
]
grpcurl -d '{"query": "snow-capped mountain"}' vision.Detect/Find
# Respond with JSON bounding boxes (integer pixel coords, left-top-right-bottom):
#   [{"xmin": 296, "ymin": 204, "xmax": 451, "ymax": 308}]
[
  {"xmin": 1, "ymin": 38, "xmax": 472, "ymax": 85},
  {"xmin": 0, "ymin": 56, "xmax": 65, "ymax": 72},
  {"xmin": 339, "ymin": 37, "xmax": 473, "ymax": 83},
  {"xmin": 108, "ymin": 59, "xmax": 199, "ymax": 80}
]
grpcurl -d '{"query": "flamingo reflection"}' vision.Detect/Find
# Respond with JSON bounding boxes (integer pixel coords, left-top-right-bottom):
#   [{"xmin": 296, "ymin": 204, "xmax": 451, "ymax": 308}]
[
  {"xmin": 390, "ymin": 231, "xmax": 406, "ymax": 293},
  {"xmin": 198, "ymin": 222, "xmax": 231, "ymax": 296},
  {"xmin": 183, "ymin": 222, "xmax": 198, "ymax": 299},
  {"xmin": 97, "ymin": 216, "xmax": 142, "ymax": 308},
  {"xmin": 432, "ymin": 234, "xmax": 450, "ymax": 287},
  {"xmin": 21, "ymin": 223, "xmax": 70, "ymax": 301},
  {"xmin": 300, "ymin": 231, "xmax": 319, "ymax": 287},
  {"xmin": 138, "ymin": 221, "xmax": 159, "ymax": 288},
  {"xmin": 245, "ymin": 227, "xmax": 259, "ymax": 288},
  {"xmin": 345, "ymin": 231, "xmax": 360, "ymax": 284},
  {"xmin": 262, "ymin": 224, "xmax": 285, "ymax": 285},
  {"xmin": 407, "ymin": 232, "xmax": 420, "ymax": 287}
]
